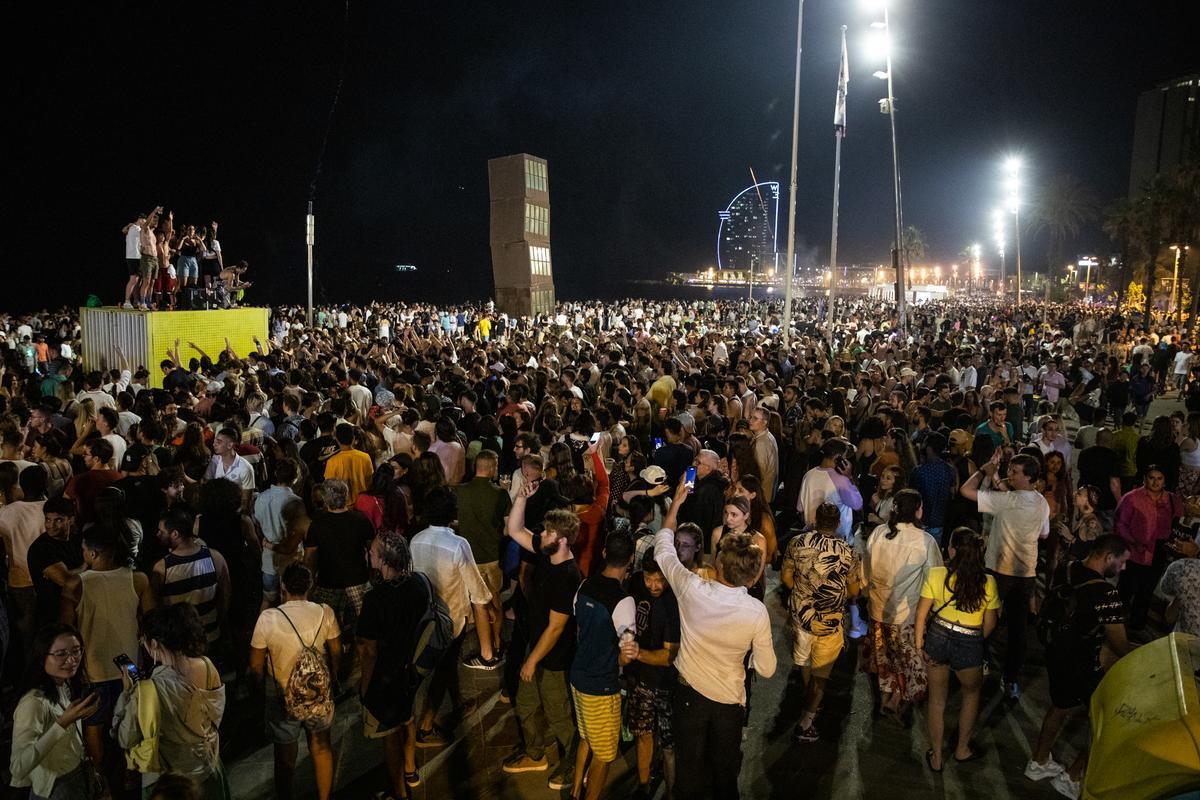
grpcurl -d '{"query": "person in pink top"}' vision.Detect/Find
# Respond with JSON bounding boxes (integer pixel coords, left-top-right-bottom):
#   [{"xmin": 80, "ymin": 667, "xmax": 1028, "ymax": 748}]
[
  {"xmin": 1039, "ymin": 360, "xmax": 1066, "ymax": 405},
  {"xmin": 429, "ymin": 417, "xmax": 466, "ymax": 485},
  {"xmin": 1114, "ymin": 465, "xmax": 1181, "ymax": 628}
]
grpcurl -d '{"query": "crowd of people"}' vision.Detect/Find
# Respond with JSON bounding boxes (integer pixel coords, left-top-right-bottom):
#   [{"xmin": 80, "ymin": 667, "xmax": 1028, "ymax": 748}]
[
  {"xmin": 120, "ymin": 209, "xmax": 250, "ymax": 312},
  {"xmin": 0, "ymin": 293, "xmax": 1197, "ymax": 800}
]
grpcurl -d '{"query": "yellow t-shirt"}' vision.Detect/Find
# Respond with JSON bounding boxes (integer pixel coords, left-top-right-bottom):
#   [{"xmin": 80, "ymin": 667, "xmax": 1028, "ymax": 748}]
[{"xmin": 920, "ymin": 566, "xmax": 1000, "ymax": 627}]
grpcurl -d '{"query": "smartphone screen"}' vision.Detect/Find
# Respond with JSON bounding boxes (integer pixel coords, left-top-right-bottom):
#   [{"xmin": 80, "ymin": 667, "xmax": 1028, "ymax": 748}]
[
  {"xmin": 113, "ymin": 654, "xmax": 139, "ymax": 681},
  {"xmin": 654, "ymin": 437, "xmax": 664, "ymax": 451},
  {"xmin": 684, "ymin": 466, "xmax": 697, "ymax": 493},
  {"xmin": 589, "ymin": 432, "xmax": 601, "ymax": 445}
]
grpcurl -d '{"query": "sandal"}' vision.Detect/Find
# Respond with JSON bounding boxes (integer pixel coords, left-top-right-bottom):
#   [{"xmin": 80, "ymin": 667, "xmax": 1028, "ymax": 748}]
[
  {"xmin": 925, "ymin": 749, "xmax": 943, "ymax": 773},
  {"xmin": 955, "ymin": 746, "xmax": 985, "ymax": 763}
]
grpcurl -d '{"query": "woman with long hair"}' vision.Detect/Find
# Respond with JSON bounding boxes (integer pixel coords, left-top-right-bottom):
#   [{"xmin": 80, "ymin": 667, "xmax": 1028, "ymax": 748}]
[
  {"xmin": 867, "ymin": 464, "xmax": 905, "ymax": 529},
  {"xmin": 32, "ymin": 435, "xmax": 74, "ymax": 499},
  {"xmin": 114, "ymin": 604, "xmax": 229, "ymax": 798},
  {"xmin": 10, "ymin": 623, "xmax": 101, "ymax": 799},
  {"xmin": 0, "ymin": 461, "xmax": 21, "ymax": 508},
  {"xmin": 1177, "ymin": 412, "xmax": 1200, "ymax": 496},
  {"xmin": 711, "ymin": 495, "xmax": 768, "ymax": 596},
  {"xmin": 608, "ymin": 435, "xmax": 644, "ymax": 514},
  {"xmin": 1137, "ymin": 414, "xmax": 1181, "ymax": 490},
  {"xmin": 732, "ymin": 475, "xmax": 777, "ymax": 568},
  {"xmin": 355, "ymin": 464, "xmax": 407, "ymax": 534},
  {"xmin": 69, "ymin": 398, "xmax": 98, "ymax": 458},
  {"xmin": 914, "ymin": 527, "xmax": 999, "ymax": 771},
  {"xmin": 197, "ymin": 478, "xmax": 260, "ymax": 674},
  {"xmin": 1064, "ymin": 485, "xmax": 1106, "ymax": 560},
  {"xmin": 544, "ymin": 441, "xmax": 575, "ymax": 483},
  {"xmin": 861, "ymin": 489, "xmax": 944, "ymax": 720},
  {"xmin": 174, "ymin": 422, "xmax": 214, "ymax": 482}
]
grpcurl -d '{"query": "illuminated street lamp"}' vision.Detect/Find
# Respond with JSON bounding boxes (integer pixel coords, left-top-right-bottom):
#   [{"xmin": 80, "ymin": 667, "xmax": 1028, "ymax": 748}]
[
  {"xmin": 1005, "ymin": 158, "xmax": 1023, "ymax": 308},
  {"xmin": 867, "ymin": 4, "xmax": 906, "ymax": 333},
  {"xmin": 992, "ymin": 208, "xmax": 1006, "ymax": 296},
  {"xmin": 1170, "ymin": 245, "xmax": 1189, "ymax": 325}
]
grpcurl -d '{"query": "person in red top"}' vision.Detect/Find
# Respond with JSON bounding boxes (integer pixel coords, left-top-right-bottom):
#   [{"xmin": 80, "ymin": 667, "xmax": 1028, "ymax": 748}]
[
  {"xmin": 562, "ymin": 444, "xmax": 610, "ymax": 576},
  {"xmin": 64, "ymin": 439, "xmax": 123, "ymax": 526},
  {"xmin": 1114, "ymin": 465, "xmax": 1182, "ymax": 628}
]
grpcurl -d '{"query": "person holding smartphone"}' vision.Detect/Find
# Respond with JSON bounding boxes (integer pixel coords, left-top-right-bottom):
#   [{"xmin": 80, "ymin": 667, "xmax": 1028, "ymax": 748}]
[{"xmin": 10, "ymin": 624, "xmax": 101, "ymax": 799}]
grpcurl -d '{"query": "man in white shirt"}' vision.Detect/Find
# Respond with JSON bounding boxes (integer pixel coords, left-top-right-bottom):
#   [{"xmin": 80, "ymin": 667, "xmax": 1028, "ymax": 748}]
[
  {"xmin": 410, "ymin": 487, "xmax": 496, "ymax": 743},
  {"xmin": 75, "ymin": 372, "xmax": 116, "ymax": 412},
  {"xmin": 346, "ymin": 369, "xmax": 373, "ymax": 420},
  {"xmin": 960, "ymin": 452, "xmax": 1049, "ymax": 700},
  {"xmin": 204, "ymin": 427, "xmax": 256, "ymax": 511},
  {"xmin": 1173, "ymin": 342, "xmax": 1193, "ymax": 392},
  {"xmin": 654, "ymin": 482, "xmax": 775, "ymax": 800},
  {"xmin": 122, "ymin": 213, "xmax": 145, "ymax": 308}
]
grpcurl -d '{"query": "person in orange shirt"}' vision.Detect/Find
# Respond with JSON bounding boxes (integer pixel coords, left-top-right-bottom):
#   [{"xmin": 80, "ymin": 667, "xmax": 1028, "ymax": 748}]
[{"xmin": 324, "ymin": 424, "xmax": 373, "ymax": 507}]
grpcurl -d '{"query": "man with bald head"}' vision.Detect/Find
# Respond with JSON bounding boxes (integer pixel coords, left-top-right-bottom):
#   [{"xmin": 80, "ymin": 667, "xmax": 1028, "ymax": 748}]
[{"xmin": 676, "ymin": 450, "xmax": 728, "ymax": 550}]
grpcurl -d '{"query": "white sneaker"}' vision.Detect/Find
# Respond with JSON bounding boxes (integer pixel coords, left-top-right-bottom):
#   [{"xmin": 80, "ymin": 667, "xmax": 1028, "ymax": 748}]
[
  {"xmin": 1025, "ymin": 759, "xmax": 1065, "ymax": 781},
  {"xmin": 122, "ymin": 302, "xmax": 134, "ymax": 309},
  {"xmin": 1050, "ymin": 771, "xmax": 1080, "ymax": 799}
]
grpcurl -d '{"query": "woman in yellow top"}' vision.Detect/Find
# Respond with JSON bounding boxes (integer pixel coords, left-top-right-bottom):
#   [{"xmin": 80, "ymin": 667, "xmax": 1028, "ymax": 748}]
[{"xmin": 914, "ymin": 527, "xmax": 1000, "ymax": 772}]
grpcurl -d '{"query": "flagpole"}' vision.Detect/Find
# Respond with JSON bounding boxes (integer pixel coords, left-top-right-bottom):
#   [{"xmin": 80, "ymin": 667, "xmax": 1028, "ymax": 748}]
[
  {"xmin": 828, "ymin": 25, "xmax": 848, "ymax": 349},
  {"xmin": 781, "ymin": 0, "xmax": 805, "ymax": 347}
]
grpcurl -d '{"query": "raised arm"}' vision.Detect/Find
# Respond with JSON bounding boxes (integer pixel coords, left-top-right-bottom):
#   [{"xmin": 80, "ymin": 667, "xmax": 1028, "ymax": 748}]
[{"xmin": 505, "ymin": 480, "xmax": 538, "ymax": 553}]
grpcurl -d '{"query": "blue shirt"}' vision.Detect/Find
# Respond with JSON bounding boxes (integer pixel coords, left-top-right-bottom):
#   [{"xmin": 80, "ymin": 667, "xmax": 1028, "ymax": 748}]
[
  {"xmin": 911, "ymin": 459, "xmax": 957, "ymax": 528},
  {"xmin": 569, "ymin": 574, "xmax": 636, "ymax": 696}
]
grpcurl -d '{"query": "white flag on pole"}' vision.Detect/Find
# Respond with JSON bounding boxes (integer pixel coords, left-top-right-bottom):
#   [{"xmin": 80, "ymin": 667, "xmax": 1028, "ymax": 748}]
[{"xmin": 833, "ymin": 28, "xmax": 849, "ymax": 135}]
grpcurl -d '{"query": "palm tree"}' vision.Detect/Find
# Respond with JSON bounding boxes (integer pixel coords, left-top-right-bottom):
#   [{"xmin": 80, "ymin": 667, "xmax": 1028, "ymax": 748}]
[
  {"xmin": 893, "ymin": 225, "xmax": 927, "ymax": 268},
  {"xmin": 1103, "ymin": 197, "xmax": 1140, "ymax": 310},
  {"xmin": 1134, "ymin": 174, "xmax": 1171, "ymax": 328},
  {"xmin": 1031, "ymin": 175, "xmax": 1097, "ymax": 282}
]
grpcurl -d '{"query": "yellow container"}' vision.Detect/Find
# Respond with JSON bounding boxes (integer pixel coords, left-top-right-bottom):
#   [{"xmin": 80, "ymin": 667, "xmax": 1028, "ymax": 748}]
[{"xmin": 1086, "ymin": 633, "xmax": 1200, "ymax": 799}]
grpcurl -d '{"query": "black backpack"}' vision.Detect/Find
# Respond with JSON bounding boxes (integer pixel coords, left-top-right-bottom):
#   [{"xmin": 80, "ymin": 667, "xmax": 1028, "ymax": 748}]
[{"xmin": 1037, "ymin": 563, "xmax": 1107, "ymax": 651}]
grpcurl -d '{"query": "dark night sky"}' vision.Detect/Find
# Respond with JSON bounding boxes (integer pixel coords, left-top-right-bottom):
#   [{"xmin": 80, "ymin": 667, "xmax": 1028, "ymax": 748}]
[{"xmin": 7, "ymin": 0, "xmax": 1197, "ymax": 308}]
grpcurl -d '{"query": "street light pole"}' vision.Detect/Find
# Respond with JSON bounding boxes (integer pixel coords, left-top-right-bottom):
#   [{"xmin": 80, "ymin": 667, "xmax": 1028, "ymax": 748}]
[
  {"xmin": 305, "ymin": 201, "xmax": 315, "ymax": 327},
  {"xmin": 1170, "ymin": 245, "xmax": 1184, "ymax": 326},
  {"xmin": 879, "ymin": 7, "xmax": 906, "ymax": 335},
  {"xmin": 781, "ymin": 0, "xmax": 805, "ymax": 346},
  {"xmin": 1006, "ymin": 160, "xmax": 1022, "ymax": 309}
]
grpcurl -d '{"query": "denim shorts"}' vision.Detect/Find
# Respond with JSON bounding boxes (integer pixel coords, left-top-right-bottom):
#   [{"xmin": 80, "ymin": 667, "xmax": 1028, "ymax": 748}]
[
  {"xmin": 923, "ymin": 620, "xmax": 984, "ymax": 671},
  {"xmin": 178, "ymin": 255, "xmax": 199, "ymax": 280}
]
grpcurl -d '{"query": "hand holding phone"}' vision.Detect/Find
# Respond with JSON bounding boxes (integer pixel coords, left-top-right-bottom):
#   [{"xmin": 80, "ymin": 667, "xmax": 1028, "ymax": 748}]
[
  {"xmin": 113, "ymin": 654, "xmax": 140, "ymax": 682},
  {"xmin": 684, "ymin": 466, "xmax": 697, "ymax": 493}
]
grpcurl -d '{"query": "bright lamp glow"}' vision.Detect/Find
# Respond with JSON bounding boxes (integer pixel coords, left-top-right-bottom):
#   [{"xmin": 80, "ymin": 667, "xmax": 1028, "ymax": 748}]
[
  {"xmin": 1005, "ymin": 157, "xmax": 1022, "ymax": 173},
  {"xmin": 864, "ymin": 29, "xmax": 890, "ymax": 62}
]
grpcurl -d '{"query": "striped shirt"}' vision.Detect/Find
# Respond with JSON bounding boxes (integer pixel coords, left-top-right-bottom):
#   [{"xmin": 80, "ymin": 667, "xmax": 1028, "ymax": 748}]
[{"xmin": 161, "ymin": 545, "xmax": 221, "ymax": 643}]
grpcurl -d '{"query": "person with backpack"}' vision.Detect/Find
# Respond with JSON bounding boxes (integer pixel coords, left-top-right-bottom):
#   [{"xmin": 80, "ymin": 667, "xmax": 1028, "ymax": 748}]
[
  {"xmin": 1026, "ymin": 535, "xmax": 1134, "ymax": 799},
  {"xmin": 248, "ymin": 563, "xmax": 341, "ymax": 800},
  {"xmin": 357, "ymin": 530, "xmax": 434, "ymax": 800}
]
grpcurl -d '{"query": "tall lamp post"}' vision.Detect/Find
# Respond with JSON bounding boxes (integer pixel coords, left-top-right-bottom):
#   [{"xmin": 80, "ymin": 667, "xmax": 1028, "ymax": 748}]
[
  {"xmin": 305, "ymin": 201, "xmax": 315, "ymax": 327},
  {"xmin": 1170, "ymin": 245, "xmax": 1189, "ymax": 326},
  {"xmin": 1006, "ymin": 158, "xmax": 1022, "ymax": 309},
  {"xmin": 871, "ymin": 6, "xmax": 905, "ymax": 334},
  {"xmin": 780, "ymin": 0, "xmax": 805, "ymax": 345},
  {"xmin": 992, "ymin": 208, "xmax": 1006, "ymax": 298}
]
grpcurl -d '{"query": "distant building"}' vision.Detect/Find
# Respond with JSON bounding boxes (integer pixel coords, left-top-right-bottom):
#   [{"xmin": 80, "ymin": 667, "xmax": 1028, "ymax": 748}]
[
  {"xmin": 488, "ymin": 153, "xmax": 555, "ymax": 317},
  {"xmin": 718, "ymin": 181, "xmax": 780, "ymax": 276},
  {"xmin": 1128, "ymin": 74, "xmax": 1199, "ymax": 197}
]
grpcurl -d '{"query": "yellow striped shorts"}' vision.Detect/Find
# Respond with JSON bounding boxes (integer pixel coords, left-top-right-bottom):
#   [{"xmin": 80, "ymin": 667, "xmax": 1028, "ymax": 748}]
[{"xmin": 570, "ymin": 687, "xmax": 622, "ymax": 763}]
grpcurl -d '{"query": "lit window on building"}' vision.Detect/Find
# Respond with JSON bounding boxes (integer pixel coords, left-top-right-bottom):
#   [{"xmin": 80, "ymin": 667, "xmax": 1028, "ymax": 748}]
[
  {"xmin": 525, "ymin": 203, "xmax": 549, "ymax": 237},
  {"xmin": 525, "ymin": 159, "xmax": 547, "ymax": 192},
  {"xmin": 529, "ymin": 245, "xmax": 552, "ymax": 276}
]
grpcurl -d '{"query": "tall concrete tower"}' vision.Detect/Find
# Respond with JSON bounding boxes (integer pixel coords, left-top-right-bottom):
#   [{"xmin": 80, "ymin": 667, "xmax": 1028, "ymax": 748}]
[{"xmin": 488, "ymin": 153, "xmax": 555, "ymax": 317}]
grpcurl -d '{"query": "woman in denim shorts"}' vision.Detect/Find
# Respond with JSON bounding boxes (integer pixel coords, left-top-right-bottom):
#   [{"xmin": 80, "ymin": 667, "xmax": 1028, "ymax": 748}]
[{"xmin": 915, "ymin": 527, "xmax": 1000, "ymax": 771}]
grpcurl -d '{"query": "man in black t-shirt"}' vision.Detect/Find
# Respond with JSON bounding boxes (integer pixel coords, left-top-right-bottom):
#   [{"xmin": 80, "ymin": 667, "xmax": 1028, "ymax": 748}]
[
  {"xmin": 299, "ymin": 412, "xmax": 338, "ymax": 484},
  {"xmin": 305, "ymin": 479, "xmax": 374, "ymax": 673},
  {"xmin": 357, "ymin": 531, "xmax": 430, "ymax": 800},
  {"xmin": 24, "ymin": 497, "xmax": 83, "ymax": 630},
  {"xmin": 1026, "ymin": 535, "xmax": 1133, "ymax": 797},
  {"xmin": 502, "ymin": 482, "xmax": 582, "ymax": 786},
  {"xmin": 625, "ymin": 552, "xmax": 680, "ymax": 800}
]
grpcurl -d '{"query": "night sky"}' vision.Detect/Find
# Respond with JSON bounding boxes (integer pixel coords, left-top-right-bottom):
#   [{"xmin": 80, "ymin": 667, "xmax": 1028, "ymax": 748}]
[{"xmin": 8, "ymin": 0, "xmax": 1196, "ymax": 309}]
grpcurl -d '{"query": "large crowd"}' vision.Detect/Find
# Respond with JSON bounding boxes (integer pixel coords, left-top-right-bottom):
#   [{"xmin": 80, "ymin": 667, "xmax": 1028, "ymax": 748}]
[{"xmin": 0, "ymin": 293, "xmax": 1197, "ymax": 800}]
